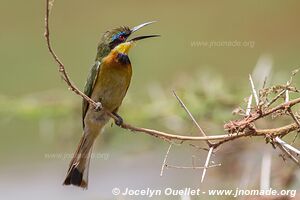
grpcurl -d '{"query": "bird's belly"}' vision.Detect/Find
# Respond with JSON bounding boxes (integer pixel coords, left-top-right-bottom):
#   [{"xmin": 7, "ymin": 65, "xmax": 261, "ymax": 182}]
[{"xmin": 91, "ymin": 66, "xmax": 131, "ymax": 111}]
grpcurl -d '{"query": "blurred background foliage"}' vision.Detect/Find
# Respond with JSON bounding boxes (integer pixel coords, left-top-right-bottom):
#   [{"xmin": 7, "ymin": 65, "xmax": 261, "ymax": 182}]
[{"xmin": 0, "ymin": 0, "xmax": 300, "ymax": 199}]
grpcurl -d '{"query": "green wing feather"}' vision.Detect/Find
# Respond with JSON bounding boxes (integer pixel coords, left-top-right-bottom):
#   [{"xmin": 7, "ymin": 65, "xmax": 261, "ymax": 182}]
[{"xmin": 82, "ymin": 61, "xmax": 101, "ymax": 128}]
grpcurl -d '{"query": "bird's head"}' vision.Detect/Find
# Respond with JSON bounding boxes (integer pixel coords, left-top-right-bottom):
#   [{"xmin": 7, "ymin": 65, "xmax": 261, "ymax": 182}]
[{"xmin": 96, "ymin": 21, "xmax": 159, "ymax": 60}]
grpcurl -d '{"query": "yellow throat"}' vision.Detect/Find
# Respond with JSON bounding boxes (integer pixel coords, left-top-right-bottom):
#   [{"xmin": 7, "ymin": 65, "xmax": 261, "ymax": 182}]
[{"xmin": 112, "ymin": 42, "xmax": 133, "ymax": 55}]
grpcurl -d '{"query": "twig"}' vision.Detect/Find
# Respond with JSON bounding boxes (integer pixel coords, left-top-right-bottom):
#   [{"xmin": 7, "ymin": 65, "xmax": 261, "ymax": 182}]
[
  {"xmin": 292, "ymin": 131, "xmax": 299, "ymax": 145},
  {"xmin": 288, "ymin": 109, "xmax": 300, "ymax": 145},
  {"xmin": 266, "ymin": 89, "xmax": 286, "ymax": 107},
  {"xmin": 225, "ymin": 97, "xmax": 300, "ymax": 132},
  {"xmin": 266, "ymin": 76, "xmax": 296, "ymax": 108},
  {"xmin": 287, "ymin": 108, "xmax": 300, "ymax": 129},
  {"xmin": 249, "ymin": 74, "xmax": 259, "ymax": 105},
  {"xmin": 160, "ymin": 144, "xmax": 173, "ymax": 176},
  {"xmin": 201, "ymin": 147, "xmax": 214, "ymax": 183},
  {"xmin": 173, "ymin": 90, "xmax": 211, "ymax": 146},
  {"xmin": 264, "ymin": 97, "xmax": 300, "ymax": 116}
]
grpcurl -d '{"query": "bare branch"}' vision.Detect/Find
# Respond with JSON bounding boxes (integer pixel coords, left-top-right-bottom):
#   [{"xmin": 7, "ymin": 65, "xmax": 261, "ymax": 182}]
[
  {"xmin": 266, "ymin": 89, "xmax": 286, "ymax": 107},
  {"xmin": 292, "ymin": 132, "xmax": 299, "ymax": 145},
  {"xmin": 287, "ymin": 108, "xmax": 300, "ymax": 129},
  {"xmin": 225, "ymin": 97, "xmax": 300, "ymax": 133}
]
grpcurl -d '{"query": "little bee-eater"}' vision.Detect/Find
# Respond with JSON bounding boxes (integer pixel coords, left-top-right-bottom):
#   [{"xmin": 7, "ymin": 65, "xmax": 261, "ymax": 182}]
[{"xmin": 63, "ymin": 22, "xmax": 159, "ymax": 188}]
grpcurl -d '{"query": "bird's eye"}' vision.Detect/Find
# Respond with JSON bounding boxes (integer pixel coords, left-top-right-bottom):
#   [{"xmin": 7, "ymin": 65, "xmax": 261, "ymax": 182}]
[{"xmin": 119, "ymin": 35, "xmax": 125, "ymax": 41}]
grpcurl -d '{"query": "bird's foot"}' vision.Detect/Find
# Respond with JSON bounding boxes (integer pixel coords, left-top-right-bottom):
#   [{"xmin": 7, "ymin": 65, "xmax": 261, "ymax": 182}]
[
  {"xmin": 94, "ymin": 102, "xmax": 102, "ymax": 111},
  {"xmin": 113, "ymin": 112, "xmax": 123, "ymax": 126}
]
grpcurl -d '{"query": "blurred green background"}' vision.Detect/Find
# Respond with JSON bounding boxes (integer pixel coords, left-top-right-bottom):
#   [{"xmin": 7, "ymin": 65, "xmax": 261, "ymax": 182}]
[{"xmin": 0, "ymin": 0, "xmax": 300, "ymax": 199}]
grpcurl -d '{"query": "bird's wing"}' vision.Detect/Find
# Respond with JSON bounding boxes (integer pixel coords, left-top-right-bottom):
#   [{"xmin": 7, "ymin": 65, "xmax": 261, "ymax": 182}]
[{"xmin": 82, "ymin": 61, "xmax": 101, "ymax": 128}]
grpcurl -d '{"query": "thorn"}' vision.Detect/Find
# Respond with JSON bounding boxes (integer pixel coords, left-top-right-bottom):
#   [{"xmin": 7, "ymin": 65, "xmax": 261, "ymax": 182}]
[
  {"xmin": 275, "ymin": 137, "xmax": 300, "ymax": 155},
  {"xmin": 201, "ymin": 147, "xmax": 214, "ymax": 183},
  {"xmin": 246, "ymin": 94, "xmax": 253, "ymax": 116},
  {"xmin": 160, "ymin": 144, "xmax": 173, "ymax": 176},
  {"xmin": 249, "ymin": 74, "xmax": 259, "ymax": 105},
  {"xmin": 285, "ymin": 81, "xmax": 290, "ymax": 103}
]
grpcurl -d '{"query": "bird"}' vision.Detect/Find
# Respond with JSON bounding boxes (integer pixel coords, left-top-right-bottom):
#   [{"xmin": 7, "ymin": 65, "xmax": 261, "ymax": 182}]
[{"xmin": 63, "ymin": 21, "xmax": 159, "ymax": 188}]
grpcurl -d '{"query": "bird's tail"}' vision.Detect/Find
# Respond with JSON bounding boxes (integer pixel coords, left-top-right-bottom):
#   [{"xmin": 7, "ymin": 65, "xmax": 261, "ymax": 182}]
[{"xmin": 63, "ymin": 132, "xmax": 97, "ymax": 189}]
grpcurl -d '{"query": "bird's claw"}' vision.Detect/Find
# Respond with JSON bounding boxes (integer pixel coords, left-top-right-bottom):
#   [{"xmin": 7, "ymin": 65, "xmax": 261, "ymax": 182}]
[{"xmin": 113, "ymin": 113, "xmax": 123, "ymax": 126}]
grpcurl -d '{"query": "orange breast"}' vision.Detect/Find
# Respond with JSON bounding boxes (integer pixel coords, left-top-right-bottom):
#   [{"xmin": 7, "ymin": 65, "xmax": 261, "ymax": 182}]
[{"xmin": 90, "ymin": 51, "xmax": 132, "ymax": 111}]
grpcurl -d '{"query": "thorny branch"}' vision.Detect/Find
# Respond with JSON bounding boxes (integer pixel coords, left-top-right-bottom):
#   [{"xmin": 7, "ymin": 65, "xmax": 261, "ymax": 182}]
[{"xmin": 45, "ymin": 0, "xmax": 300, "ymax": 181}]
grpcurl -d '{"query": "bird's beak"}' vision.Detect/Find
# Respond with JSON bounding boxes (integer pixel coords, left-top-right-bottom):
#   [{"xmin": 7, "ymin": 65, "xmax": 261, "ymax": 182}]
[
  {"xmin": 129, "ymin": 21, "xmax": 160, "ymax": 42},
  {"xmin": 131, "ymin": 21, "xmax": 156, "ymax": 33},
  {"xmin": 129, "ymin": 35, "xmax": 160, "ymax": 42}
]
